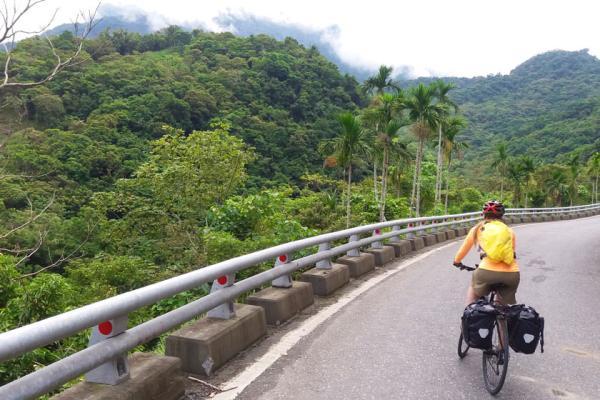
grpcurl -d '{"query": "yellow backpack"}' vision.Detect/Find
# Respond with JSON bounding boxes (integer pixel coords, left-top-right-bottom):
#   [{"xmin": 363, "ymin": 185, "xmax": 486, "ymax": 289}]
[{"xmin": 476, "ymin": 220, "xmax": 514, "ymax": 264}]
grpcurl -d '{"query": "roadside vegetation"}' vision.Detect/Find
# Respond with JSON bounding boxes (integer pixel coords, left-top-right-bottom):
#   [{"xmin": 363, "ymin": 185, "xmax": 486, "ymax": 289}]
[{"xmin": 1, "ymin": 17, "xmax": 598, "ymax": 388}]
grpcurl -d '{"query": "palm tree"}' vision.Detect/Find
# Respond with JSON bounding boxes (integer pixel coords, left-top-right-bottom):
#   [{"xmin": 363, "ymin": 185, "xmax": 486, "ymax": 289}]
[
  {"xmin": 363, "ymin": 65, "xmax": 399, "ymax": 96},
  {"xmin": 587, "ymin": 152, "xmax": 600, "ymax": 203},
  {"xmin": 441, "ymin": 116, "xmax": 468, "ymax": 213},
  {"xmin": 566, "ymin": 154, "xmax": 580, "ymax": 206},
  {"xmin": 520, "ymin": 155, "xmax": 536, "ymax": 207},
  {"xmin": 404, "ymin": 83, "xmax": 444, "ymax": 216},
  {"xmin": 507, "ymin": 158, "xmax": 526, "ymax": 207},
  {"xmin": 319, "ymin": 112, "xmax": 370, "ymax": 227},
  {"xmin": 362, "ymin": 92, "xmax": 406, "ymax": 221},
  {"xmin": 545, "ymin": 169, "xmax": 568, "ymax": 206},
  {"xmin": 491, "ymin": 142, "xmax": 509, "ymax": 201},
  {"xmin": 431, "ymin": 80, "xmax": 458, "ymax": 206}
]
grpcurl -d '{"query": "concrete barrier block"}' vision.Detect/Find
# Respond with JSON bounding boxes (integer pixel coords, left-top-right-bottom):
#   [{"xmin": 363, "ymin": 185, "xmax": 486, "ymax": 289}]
[
  {"xmin": 456, "ymin": 227, "xmax": 468, "ymax": 237},
  {"xmin": 336, "ymin": 252, "xmax": 376, "ymax": 278},
  {"xmin": 300, "ymin": 263, "xmax": 349, "ymax": 296},
  {"xmin": 407, "ymin": 237, "xmax": 425, "ymax": 251},
  {"xmin": 166, "ymin": 304, "xmax": 266, "ymax": 376},
  {"xmin": 445, "ymin": 230, "xmax": 456, "ymax": 240},
  {"xmin": 423, "ymin": 234, "xmax": 437, "ymax": 247},
  {"xmin": 531, "ymin": 215, "xmax": 542, "ymax": 222},
  {"xmin": 365, "ymin": 246, "xmax": 395, "ymax": 266},
  {"xmin": 520, "ymin": 216, "xmax": 532, "ymax": 223},
  {"xmin": 53, "ymin": 353, "xmax": 184, "ymax": 400},
  {"xmin": 247, "ymin": 281, "xmax": 313, "ymax": 326},
  {"xmin": 435, "ymin": 232, "xmax": 447, "ymax": 243},
  {"xmin": 388, "ymin": 240, "xmax": 412, "ymax": 257}
]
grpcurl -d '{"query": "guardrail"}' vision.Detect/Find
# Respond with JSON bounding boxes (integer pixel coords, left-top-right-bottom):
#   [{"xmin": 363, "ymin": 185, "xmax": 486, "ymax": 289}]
[{"xmin": 1, "ymin": 204, "xmax": 599, "ymax": 399}]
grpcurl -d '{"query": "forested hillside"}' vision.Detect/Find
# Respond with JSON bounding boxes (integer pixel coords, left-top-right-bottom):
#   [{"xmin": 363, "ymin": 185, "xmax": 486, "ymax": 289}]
[
  {"xmin": 406, "ymin": 49, "xmax": 600, "ymax": 168},
  {"xmin": 1, "ymin": 24, "xmax": 599, "ymax": 392}
]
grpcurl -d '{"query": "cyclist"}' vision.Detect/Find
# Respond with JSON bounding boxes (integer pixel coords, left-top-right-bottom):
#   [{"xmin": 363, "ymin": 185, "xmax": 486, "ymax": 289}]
[{"xmin": 453, "ymin": 200, "xmax": 520, "ymax": 306}]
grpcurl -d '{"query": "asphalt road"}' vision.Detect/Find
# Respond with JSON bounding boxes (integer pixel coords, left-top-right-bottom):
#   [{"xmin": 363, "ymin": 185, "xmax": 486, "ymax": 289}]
[{"xmin": 237, "ymin": 216, "xmax": 600, "ymax": 400}]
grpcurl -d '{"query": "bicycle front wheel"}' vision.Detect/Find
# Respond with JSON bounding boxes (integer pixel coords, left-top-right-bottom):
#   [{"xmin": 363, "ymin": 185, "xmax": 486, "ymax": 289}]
[{"xmin": 482, "ymin": 318, "xmax": 510, "ymax": 395}]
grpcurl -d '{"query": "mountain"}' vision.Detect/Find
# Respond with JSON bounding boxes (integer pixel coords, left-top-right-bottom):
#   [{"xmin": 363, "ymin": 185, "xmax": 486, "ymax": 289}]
[
  {"xmin": 215, "ymin": 15, "xmax": 375, "ymax": 81},
  {"xmin": 44, "ymin": 14, "xmax": 154, "ymax": 37},
  {"xmin": 403, "ymin": 49, "xmax": 600, "ymax": 171},
  {"xmin": 3, "ymin": 29, "xmax": 365, "ymax": 187},
  {"xmin": 44, "ymin": 11, "xmax": 377, "ymax": 81}
]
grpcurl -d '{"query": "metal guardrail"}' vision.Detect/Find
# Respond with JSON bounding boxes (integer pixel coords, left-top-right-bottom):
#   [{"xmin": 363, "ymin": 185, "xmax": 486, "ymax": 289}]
[{"xmin": 0, "ymin": 204, "xmax": 599, "ymax": 399}]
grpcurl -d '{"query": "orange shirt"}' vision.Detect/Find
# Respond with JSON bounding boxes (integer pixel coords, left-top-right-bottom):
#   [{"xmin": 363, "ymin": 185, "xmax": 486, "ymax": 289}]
[{"xmin": 453, "ymin": 221, "xmax": 519, "ymax": 273}]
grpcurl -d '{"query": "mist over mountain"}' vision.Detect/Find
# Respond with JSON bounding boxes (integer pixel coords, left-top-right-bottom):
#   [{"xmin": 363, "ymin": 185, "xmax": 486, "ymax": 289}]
[{"xmin": 45, "ymin": 8, "xmax": 377, "ymax": 80}]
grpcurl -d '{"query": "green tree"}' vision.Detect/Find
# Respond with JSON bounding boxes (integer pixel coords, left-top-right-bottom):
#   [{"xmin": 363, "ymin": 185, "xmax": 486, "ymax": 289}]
[
  {"xmin": 587, "ymin": 152, "xmax": 600, "ymax": 203},
  {"xmin": 404, "ymin": 83, "xmax": 443, "ymax": 216},
  {"xmin": 520, "ymin": 155, "xmax": 537, "ymax": 207},
  {"xmin": 362, "ymin": 92, "xmax": 407, "ymax": 221},
  {"xmin": 319, "ymin": 113, "xmax": 370, "ymax": 227},
  {"xmin": 507, "ymin": 158, "xmax": 526, "ymax": 207},
  {"xmin": 134, "ymin": 122, "xmax": 254, "ymax": 218},
  {"xmin": 431, "ymin": 80, "xmax": 458, "ymax": 206},
  {"xmin": 363, "ymin": 65, "xmax": 399, "ymax": 96},
  {"xmin": 441, "ymin": 117, "xmax": 468, "ymax": 213},
  {"xmin": 491, "ymin": 142, "xmax": 509, "ymax": 201},
  {"xmin": 566, "ymin": 154, "xmax": 581, "ymax": 206}
]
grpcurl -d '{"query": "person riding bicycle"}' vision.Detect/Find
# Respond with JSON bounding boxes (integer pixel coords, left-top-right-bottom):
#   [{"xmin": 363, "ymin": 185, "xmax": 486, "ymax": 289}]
[{"xmin": 453, "ymin": 200, "xmax": 520, "ymax": 306}]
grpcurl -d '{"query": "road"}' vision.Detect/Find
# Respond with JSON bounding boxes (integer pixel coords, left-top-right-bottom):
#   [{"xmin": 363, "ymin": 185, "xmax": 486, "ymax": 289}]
[{"xmin": 236, "ymin": 216, "xmax": 600, "ymax": 400}]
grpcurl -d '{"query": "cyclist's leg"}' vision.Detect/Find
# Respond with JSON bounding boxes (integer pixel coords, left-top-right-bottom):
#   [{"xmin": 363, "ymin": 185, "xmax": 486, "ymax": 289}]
[
  {"xmin": 467, "ymin": 268, "xmax": 491, "ymax": 305},
  {"xmin": 465, "ymin": 285, "xmax": 479, "ymax": 305}
]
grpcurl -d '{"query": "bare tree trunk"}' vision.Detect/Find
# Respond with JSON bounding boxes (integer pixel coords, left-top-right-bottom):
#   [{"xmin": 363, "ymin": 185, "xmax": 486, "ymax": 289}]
[
  {"xmin": 415, "ymin": 138, "xmax": 424, "ymax": 217},
  {"xmin": 346, "ymin": 164, "xmax": 352, "ymax": 228},
  {"xmin": 380, "ymin": 146, "xmax": 389, "ymax": 222},
  {"xmin": 444, "ymin": 159, "xmax": 452, "ymax": 214},
  {"xmin": 435, "ymin": 124, "xmax": 443, "ymax": 205},
  {"xmin": 373, "ymin": 162, "xmax": 379, "ymax": 204},
  {"xmin": 409, "ymin": 144, "xmax": 420, "ymax": 216}
]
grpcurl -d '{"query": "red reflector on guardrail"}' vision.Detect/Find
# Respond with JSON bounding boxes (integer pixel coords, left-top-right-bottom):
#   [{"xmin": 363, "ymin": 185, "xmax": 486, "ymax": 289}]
[{"xmin": 98, "ymin": 321, "xmax": 113, "ymax": 335}]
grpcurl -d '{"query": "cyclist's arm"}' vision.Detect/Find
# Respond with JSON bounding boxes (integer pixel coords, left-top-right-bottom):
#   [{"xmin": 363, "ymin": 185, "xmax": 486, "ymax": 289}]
[{"xmin": 453, "ymin": 226, "xmax": 477, "ymax": 264}]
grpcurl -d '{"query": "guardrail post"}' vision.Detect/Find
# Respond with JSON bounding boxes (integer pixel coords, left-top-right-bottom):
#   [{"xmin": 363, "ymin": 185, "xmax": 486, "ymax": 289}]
[
  {"xmin": 372, "ymin": 229, "xmax": 383, "ymax": 249},
  {"xmin": 389, "ymin": 225, "xmax": 401, "ymax": 243},
  {"xmin": 85, "ymin": 315, "xmax": 130, "ymax": 385},
  {"xmin": 207, "ymin": 273, "xmax": 236, "ymax": 319},
  {"xmin": 406, "ymin": 223, "xmax": 415, "ymax": 239},
  {"xmin": 272, "ymin": 254, "xmax": 293, "ymax": 288},
  {"xmin": 416, "ymin": 221, "xmax": 424, "ymax": 236},
  {"xmin": 347, "ymin": 234, "xmax": 361, "ymax": 257},
  {"xmin": 316, "ymin": 242, "xmax": 333, "ymax": 270}
]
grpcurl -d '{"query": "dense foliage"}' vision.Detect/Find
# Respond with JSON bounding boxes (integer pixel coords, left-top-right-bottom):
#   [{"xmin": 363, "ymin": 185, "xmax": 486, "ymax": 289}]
[
  {"xmin": 1, "ymin": 26, "xmax": 598, "ymax": 392},
  {"xmin": 403, "ymin": 49, "xmax": 600, "ymax": 188}
]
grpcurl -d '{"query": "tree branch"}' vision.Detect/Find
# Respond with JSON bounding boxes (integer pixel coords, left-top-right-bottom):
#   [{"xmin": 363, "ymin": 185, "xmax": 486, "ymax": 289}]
[
  {"xmin": 0, "ymin": 192, "xmax": 55, "ymax": 239},
  {"xmin": 19, "ymin": 221, "xmax": 96, "ymax": 278},
  {"xmin": 0, "ymin": 0, "xmax": 101, "ymax": 90}
]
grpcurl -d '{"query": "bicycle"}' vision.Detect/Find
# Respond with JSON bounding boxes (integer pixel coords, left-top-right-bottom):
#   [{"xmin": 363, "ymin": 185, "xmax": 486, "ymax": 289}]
[{"xmin": 455, "ymin": 263, "xmax": 510, "ymax": 396}]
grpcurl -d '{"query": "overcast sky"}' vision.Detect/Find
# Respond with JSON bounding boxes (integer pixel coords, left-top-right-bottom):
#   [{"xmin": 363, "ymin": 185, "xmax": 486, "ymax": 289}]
[{"xmin": 15, "ymin": 0, "xmax": 600, "ymax": 77}]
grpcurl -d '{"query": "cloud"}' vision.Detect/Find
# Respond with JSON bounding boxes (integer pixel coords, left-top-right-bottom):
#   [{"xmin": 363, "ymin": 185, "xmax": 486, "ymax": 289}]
[{"xmin": 41, "ymin": 0, "xmax": 600, "ymax": 78}]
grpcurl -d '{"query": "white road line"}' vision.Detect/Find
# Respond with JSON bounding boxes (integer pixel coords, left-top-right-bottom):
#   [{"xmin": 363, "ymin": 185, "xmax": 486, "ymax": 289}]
[{"xmin": 213, "ymin": 241, "xmax": 457, "ymax": 400}]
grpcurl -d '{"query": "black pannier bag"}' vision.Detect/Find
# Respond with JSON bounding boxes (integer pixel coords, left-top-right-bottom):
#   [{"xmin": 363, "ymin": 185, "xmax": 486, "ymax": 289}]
[
  {"xmin": 507, "ymin": 304, "xmax": 545, "ymax": 354},
  {"xmin": 461, "ymin": 299, "xmax": 497, "ymax": 350}
]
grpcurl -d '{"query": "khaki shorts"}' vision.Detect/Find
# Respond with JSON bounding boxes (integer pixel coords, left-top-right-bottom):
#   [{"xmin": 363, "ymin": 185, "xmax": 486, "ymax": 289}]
[{"xmin": 472, "ymin": 268, "xmax": 520, "ymax": 304}]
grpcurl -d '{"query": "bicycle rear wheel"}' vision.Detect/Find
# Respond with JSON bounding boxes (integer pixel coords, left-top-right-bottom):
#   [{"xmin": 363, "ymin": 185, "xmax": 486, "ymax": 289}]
[
  {"xmin": 457, "ymin": 332, "xmax": 470, "ymax": 358},
  {"xmin": 482, "ymin": 318, "xmax": 509, "ymax": 395}
]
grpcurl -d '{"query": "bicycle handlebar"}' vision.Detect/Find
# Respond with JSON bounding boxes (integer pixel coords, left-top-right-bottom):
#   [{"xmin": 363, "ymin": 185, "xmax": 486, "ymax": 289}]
[{"xmin": 453, "ymin": 262, "xmax": 477, "ymax": 271}]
